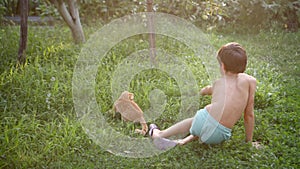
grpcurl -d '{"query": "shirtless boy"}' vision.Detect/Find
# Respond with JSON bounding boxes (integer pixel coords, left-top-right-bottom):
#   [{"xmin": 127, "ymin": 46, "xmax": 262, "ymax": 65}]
[{"xmin": 149, "ymin": 42, "xmax": 258, "ymax": 148}]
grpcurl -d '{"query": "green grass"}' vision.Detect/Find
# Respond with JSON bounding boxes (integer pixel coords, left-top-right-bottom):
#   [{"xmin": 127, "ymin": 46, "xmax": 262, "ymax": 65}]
[{"xmin": 0, "ymin": 25, "xmax": 299, "ymax": 168}]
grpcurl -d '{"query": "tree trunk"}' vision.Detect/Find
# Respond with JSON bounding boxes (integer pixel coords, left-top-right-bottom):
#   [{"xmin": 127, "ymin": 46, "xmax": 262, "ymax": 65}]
[
  {"xmin": 51, "ymin": 0, "xmax": 85, "ymax": 44},
  {"xmin": 17, "ymin": 0, "xmax": 28, "ymax": 64},
  {"xmin": 147, "ymin": 0, "xmax": 156, "ymax": 65}
]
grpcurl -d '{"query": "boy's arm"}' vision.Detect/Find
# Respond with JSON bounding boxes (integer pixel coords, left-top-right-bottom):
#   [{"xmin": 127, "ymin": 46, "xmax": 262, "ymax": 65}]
[
  {"xmin": 200, "ymin": 85, "xmax": 213, "ymax": 95},
  {"xmin": 244, "ymin": 77, "xmax": 257, "ymax": 142}
]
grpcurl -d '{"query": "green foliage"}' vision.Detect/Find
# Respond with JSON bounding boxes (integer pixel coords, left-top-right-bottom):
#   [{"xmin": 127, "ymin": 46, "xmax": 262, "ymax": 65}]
[
  {"xmin": 77, "ymin": 0, "xmax": 300, "ymax": 31},
  {"xmin": 35, "ymin": 1, "xmax": 60, "ymax": 18},
  {"xmin": 223, "ymin": 0, "xmax": 300, "ymax": 32},
  {"xmin": 265, "ymin": 0, "xmax": 300, "ymax": 31},
  {"xmin": 78, "ymin": 0, "xmax": 229, "ymax": 29},
  {"xmin": 1, "ymin": 0, "xmax": 299, "ymax": 32},
  {"xmin": 0, "ymin": 25, "xmax": 299, "ymax": 168},
  {"xmin": 0, "ymin": 0, "xmax": 19, "ymax": 16},
  {"xmin": 1, "ymin": 0, "xmax": 300, "ymax": 32},
  {"xmin": 0, "ymin": 4, "xmax": 6, "ymax": 20}
]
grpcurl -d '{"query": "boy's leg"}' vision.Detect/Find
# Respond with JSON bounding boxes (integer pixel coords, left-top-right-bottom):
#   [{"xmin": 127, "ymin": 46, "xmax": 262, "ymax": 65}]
[{"xmin": 152, "ymin": 118, "xmax": 193, "ymax": 138}]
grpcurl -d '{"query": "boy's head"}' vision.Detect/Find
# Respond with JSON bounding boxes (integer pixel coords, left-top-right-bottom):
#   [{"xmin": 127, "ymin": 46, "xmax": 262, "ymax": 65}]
[{"xmin": 217, "ymin": 42, "xmax": 247, "ymax": 73}]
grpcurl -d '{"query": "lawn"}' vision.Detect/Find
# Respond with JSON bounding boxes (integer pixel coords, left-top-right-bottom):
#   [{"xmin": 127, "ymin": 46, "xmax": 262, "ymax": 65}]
[{"xmin": 0, "ymin": 24, "xmax": 299, "ymax": 168}]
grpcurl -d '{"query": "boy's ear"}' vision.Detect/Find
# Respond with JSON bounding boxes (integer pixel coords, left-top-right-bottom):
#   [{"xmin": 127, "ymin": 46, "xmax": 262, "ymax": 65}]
[{"xmin": 221, "ymin": 62, "xmax": 226, "ymax": 71}]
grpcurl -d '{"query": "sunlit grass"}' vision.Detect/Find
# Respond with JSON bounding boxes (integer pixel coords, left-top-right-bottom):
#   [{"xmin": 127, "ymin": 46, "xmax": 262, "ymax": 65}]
[{"xmin": 0, "ymin": 25, "xmax": 299, "ymax": 168}]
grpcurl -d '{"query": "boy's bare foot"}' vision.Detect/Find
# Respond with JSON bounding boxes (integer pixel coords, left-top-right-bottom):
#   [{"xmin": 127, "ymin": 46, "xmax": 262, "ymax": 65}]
[
  {"xmin": 153, "ymin": 137, "xmax": 177, "ymax": 150},
  {"xmin": 175, "ymin": 139, "xmax": 185, "ymax": 146}
]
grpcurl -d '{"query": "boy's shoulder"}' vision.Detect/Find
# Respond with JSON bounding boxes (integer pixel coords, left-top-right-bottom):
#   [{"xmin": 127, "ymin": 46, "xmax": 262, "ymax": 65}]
[
  {"xmin": 213, "ymin": 73, "xmax": 256, "ymax": 89},
  {"xmin": 238, "ymin": 73, "xmax": 256, "ymax": 83},
  {"xmin": 215, "ymin": 73, "xmax": 256, "ymax": 83},
  {"xmin": 238, "ymin": 73, "xmax": 257, "ymax": 90}
]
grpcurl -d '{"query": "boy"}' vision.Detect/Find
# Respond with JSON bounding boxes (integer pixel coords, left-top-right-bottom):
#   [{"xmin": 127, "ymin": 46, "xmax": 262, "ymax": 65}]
[{"xmin": 149, "ymin": 42, "xmax": 258, "ymax": 149}]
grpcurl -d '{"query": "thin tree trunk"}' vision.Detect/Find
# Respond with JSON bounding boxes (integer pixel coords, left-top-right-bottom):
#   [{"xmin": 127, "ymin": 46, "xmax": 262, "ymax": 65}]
[
  {"xmin": 51, "ymin": 0, "xmax": 85, "ymax": 44},
  {"xmin": 17, "ymin": 0, "xmax": 28, "ymax": 64},
  {"xmin": 147, "ymin": 0, "xmax": 156, "ymax": 65},
  {"xmin": 67, "ymin": 0, "xmax": 85, "ymax": 43}
]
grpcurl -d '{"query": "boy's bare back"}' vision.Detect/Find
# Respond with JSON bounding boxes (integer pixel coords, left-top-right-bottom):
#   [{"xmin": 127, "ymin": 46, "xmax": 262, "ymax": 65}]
[{"xmin": 203, "ymin": 73, "xmax": 256, "ymax": 129}]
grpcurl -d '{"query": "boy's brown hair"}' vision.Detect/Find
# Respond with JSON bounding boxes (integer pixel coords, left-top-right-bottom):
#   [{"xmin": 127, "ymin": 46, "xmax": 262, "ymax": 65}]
[{"xmin": 217, "ymin": 42, "xmax": 247, "ymax": 73}]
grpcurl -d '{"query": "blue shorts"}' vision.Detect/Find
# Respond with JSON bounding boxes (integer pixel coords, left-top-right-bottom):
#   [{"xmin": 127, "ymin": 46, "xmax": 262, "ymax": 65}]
[{"xmin": 190, "ymin": 109, "xmax": 232, "ymax": 144}]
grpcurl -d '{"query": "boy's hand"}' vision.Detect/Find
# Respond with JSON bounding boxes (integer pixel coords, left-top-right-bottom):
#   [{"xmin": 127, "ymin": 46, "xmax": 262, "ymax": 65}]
[
  {"xmin": 200, "ymin": 85, "xmax": 212, "ymax": 95},
  {"xmin": 199, "ymin": 88, "xmax": 205, "ymax": 95}
]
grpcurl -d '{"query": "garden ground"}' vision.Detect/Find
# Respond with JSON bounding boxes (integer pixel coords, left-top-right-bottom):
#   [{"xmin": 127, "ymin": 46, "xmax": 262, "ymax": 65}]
[{"xmin": 0, "ymin": 25, "xmax": 299, "ymax": 168}]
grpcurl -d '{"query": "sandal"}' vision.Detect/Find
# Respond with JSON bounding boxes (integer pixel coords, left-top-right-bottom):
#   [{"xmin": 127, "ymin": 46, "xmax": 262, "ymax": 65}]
[
  {"xmin": 149, "ymin": 124, "xmax": 177, "ymax": 150},
  {"xmin": 149, "ymin": 124, "xmax": 159, "ymax": 137}
]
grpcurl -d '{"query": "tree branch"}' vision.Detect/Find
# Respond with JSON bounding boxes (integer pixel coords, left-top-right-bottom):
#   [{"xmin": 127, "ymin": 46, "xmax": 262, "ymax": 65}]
[
  {"xmin": 67, "ymin": 0, "xmax": 77, "ymax": 22},
  {"xmin": 51, "ymin": 0, "xmax": 74, "ymax": 28}
]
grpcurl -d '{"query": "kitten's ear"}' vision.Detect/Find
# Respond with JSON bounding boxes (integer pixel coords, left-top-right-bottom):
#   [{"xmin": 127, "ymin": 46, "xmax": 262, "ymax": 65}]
[{"xmin": 128, "ymin": 92, "xmax": 134, "ymax": 100}]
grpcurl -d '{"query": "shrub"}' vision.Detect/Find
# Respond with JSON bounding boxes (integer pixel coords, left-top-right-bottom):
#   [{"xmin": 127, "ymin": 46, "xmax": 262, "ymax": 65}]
[{"xmin": 224, "ymin": 0, "xmax": 300, "ymax": 31}]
